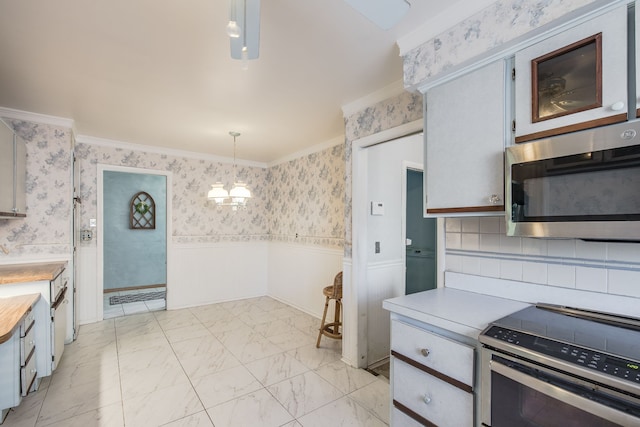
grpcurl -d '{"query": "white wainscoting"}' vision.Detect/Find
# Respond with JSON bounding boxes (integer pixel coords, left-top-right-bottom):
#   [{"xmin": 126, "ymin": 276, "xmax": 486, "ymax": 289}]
[
  {"xmin": 267, "ymin": 241, "xmax": 343, "ymax": 319},
  {"xmin": 169, "ymin": 241, "xmax": 269, "ymax": 310},
  {"xmin": 77, "ymin": 245, "xmax": 99, "ymax": 324},
  {"xmin": 365, "ymin": 259, "xmax": 405, "ymax": 365}
]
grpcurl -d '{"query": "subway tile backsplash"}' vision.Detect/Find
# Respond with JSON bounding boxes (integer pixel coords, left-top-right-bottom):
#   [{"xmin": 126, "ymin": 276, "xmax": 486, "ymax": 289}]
[{"xmin": 445, "ymin": 217, "xmax": 640, "ymax": 299}]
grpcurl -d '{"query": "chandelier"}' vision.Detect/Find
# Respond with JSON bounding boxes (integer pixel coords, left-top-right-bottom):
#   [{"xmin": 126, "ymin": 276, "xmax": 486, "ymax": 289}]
[{"xmin": 208, "ymin": 131, "xmax": 252, "ymax": 210}]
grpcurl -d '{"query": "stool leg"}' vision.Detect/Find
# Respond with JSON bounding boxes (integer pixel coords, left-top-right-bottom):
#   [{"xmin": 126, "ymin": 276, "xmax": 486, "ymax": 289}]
[
  {"xmin": 334, "ymin": 299, "xmax": 342, "ymax": 335},
  {"xmin": 316, "ymin": 296, "xmax": 330, "ymax": 348}
]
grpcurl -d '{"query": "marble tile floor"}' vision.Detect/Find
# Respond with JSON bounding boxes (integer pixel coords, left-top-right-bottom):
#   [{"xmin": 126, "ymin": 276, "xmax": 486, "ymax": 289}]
[
  {"xmin": 103, "ymin": 287, "xmax": 167, "ymax": 320},
  {"xmin": 2, "ymin": 296, "xmax": 389, "ymax": 427}
]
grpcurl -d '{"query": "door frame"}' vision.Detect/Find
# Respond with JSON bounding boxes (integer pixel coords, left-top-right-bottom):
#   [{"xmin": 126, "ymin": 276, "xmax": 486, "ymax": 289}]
[
  {"xmin": 96, "ymin": 164, "xmax": 173, "ymax": 321},
  {"xmin": 348, "ymin": 120, "xmax": 422, "ymax": 368}
]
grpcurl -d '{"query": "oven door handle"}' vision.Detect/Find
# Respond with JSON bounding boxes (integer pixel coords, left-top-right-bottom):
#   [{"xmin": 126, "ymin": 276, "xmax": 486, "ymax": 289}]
[{"xmin": 491, "ymin": 360, "xmax": 639, "ymax": 426}]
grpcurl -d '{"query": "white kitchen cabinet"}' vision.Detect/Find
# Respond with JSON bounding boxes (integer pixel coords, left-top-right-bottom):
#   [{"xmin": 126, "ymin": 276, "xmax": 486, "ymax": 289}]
[
  {"xmin": 390, "ymin": 319, "xmax": 475, "ymax": 427},
  {"xmin": 424, "ymin": 59, "xmax": 508, "ymax": 216},
  {"xmin": 0, "ymin": 118, "xmax": 26, "ymax": 218},
  {"xmin": 383, "ymin": 288, "xmax": 531, "ymax": 427},
  {"xmin": 514, "ymin": 4, "xmax": 628, "ymax": 143},
  {"xmin": 0, "ymin": 263, "xmax": 68, "ymax": 379},
  {"xmin": 0, "ymin": 295, "xmax": 40, "ymax": 423}
]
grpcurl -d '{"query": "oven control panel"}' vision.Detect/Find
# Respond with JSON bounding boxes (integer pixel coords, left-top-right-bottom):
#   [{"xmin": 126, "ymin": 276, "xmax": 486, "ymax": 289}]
[{"xmin": 484, "ymin": 326, "xmax": 640, "ymax": 385}]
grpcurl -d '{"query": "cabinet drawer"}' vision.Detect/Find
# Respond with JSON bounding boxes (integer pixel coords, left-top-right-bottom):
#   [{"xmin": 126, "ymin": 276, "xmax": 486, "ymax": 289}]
[
  {"xmin": 393, "ymin": 357, "xmax": 473, "ymax": 427},
  {"xmin": 19, "ymin": 310, "xmax": 34, "ymax": 338},
  {"xmin": 20, "ymin": 347, "xmax": 37, "ymax": 396},
  {"xmin": 20, "ymin": 320, "xmax": 35, "ymax": 366},
  {"xmin": 391, "ymin": 320, "xmax": 474, "ymax": 387},
  {"xmin": 392, "ymin": 406, "xmax": 426, "ymax": 427}
]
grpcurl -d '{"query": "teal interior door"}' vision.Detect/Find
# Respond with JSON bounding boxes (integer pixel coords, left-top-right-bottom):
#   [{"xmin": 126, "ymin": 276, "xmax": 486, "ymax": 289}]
[{"xmin": 405, "ymin": 169, "xmax": 437, "ymax": 295}]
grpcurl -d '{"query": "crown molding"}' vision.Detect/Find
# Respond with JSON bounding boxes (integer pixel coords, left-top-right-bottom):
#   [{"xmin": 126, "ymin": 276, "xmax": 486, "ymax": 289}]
[
  {"xmin": 396, "ymin": 0, "xmax": 497, "ymax": 56},
  {"xmin": 0, "ymin": 106, "xmax": 75, "ymax": 132},
  {"xmin": 76, "ymin": 134, "xmax": 268, "ymax": 169},
  {"xmin": 268, "ymin": 135, "xmax": 344, "ymax": 167},
  {"xmin": 341, "ymin": 79, "xmax": 407, "ymax": 118}
]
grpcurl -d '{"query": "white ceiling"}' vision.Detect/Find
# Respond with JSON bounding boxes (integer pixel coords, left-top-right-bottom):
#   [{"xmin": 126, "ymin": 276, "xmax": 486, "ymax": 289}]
[{"xmin": 0, "ymin": 0, "xmax": 483, "ymax": 163}]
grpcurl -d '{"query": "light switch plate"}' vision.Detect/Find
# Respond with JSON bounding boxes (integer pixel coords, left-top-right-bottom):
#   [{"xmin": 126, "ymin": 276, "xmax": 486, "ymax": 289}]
[{"xmin": 371, "ymin": 201, "xmax": 384, "ymax": 216}]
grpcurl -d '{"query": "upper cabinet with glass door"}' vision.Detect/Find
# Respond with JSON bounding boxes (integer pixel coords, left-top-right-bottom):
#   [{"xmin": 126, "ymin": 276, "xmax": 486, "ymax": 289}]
[{"xmin": 514, "ymin": 4, "xmax": 628, "ymax": 143}]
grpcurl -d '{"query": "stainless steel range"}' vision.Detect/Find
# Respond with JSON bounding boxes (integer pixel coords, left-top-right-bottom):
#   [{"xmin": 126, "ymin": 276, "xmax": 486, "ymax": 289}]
[{"xmin": 479, "ymin": 304, "xmax": 640, "ymax": 427}]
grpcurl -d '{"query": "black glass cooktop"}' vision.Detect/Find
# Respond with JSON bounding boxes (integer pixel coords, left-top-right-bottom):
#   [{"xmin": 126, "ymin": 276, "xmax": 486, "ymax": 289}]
[{"xmin": 485, "ymin": 305, "xmax": 640, "ymax": 362}]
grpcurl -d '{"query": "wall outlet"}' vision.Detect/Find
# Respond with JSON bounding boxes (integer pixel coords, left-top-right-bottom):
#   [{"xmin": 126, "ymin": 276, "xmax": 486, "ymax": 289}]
[{"xmin": 81, "ymin": 230, "xmax": 93, "ymax": 241}]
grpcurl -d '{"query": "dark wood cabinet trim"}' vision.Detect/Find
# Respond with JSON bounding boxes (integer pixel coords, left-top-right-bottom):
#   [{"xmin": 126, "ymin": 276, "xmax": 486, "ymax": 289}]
[
  {"xmin": 531, "ymin": 33, "xmax": 602, "ymax": 123},
  {"xmin": 393, "ymin": 399, "xmax": 438, "ymax": 427},
  {"xmin": 426, "ymin": 205, "xmax": 504, "ymax": 215},
  {"xmin": 392, "ymin": 350, "xmax": 473, "ymax": 393},
  {"xmin": 515, "ymin": 113, "xmax": 627, "ymax": 144}
]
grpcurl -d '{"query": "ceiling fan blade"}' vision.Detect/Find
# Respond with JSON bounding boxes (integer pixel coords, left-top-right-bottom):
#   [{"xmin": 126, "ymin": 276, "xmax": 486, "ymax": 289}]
[
  {"xmin": 230, "ymin": 0, "xmax": 260, "ymax": 60},
  {"xmin": 344, "ymin": 0, "xmax": 410, "ymax": 30}
]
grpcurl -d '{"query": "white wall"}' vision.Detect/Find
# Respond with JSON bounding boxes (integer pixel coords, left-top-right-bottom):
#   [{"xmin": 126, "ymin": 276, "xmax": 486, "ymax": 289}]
[
  {"xmin": 170, "ymin": 242, "xmax": 269, "ymax": 309},
  {"xmin": 267, "ymin": 242, "xmax": 343, "ymax": 318},
  {"xmin": 364, "ymin": 133, "xmax": 423, "ymax": 365}
]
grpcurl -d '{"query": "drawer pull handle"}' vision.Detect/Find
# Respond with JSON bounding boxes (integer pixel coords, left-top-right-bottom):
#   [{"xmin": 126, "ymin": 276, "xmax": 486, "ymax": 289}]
[
  {"xmin": 30, "ymin": 369, "xmax": 36, "ymax": 374},
  {"xmin": 29, "ymin": 340, "xmax": 34, "ymax": 346},
  {"xmin": 420, "ymin": 348, "xmax": 430, "ymax": 357},
  {"xmin": 423, "ymin": 395, "xmax": 432, "ymax": 404}
]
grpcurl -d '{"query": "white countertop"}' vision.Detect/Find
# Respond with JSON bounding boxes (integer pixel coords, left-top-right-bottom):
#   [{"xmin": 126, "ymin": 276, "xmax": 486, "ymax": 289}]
[{"xmin": 383, "ymin": 288, "xmax": 530, "ymax": 340}]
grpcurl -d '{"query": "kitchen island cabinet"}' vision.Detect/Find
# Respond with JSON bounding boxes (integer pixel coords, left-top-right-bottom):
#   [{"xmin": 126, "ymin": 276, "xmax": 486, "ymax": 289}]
[
  {"xmin": 0, "ymin": 262, "xmax": 68, "ymax": 379},
  {"xmin": 383, "ymin": 288, "xmax": 529, "ymax": 426},
  {"xmin": 0, "ymin": 293, "xmax": 40, "ymax": 423},
  {"xmin": 424, "ymin": 59, "xmax": 508, "ymax": 216}
]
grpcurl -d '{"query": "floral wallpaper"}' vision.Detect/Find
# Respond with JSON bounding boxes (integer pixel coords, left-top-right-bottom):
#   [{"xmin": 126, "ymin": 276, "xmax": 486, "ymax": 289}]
[
  {"xmin": 74, "ymin": 143, "xmax": 270, "ymax": 245},
  {"xmin": 74, "ymin": 141, "xmax": 345, "ymax": 248},
  {"xmin": 403, "ymin": 0, "xmax": 599, "ymax": 88},
  {"xmin": 0, "ymin": 119, "xmax": 72, "ymax": 258},
  {"xmin": 267, "ymin": 144, "xmax": 345, "ymax": 248}
]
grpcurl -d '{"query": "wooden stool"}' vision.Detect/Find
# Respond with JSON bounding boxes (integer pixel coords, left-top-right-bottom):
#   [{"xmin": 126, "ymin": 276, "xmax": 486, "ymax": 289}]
[{"xmin": 316, "ymin": 272, "xmax": 343, "ymax": 347}]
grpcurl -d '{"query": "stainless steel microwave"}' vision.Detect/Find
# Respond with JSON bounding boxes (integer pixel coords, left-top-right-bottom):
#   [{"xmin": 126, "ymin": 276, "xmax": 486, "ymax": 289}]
[{"xmin": 505, "ymin": 120, "xmax": 640, "ymax": 241}]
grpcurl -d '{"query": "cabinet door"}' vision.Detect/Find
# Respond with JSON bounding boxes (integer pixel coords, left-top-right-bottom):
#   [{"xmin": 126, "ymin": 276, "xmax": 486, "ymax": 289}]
[
  {"xmin": 0, "ymin": 120, "xmax": 14, "ymax": 215},
  {"xmin": 515, "ymin": 4, "xmax": 627, "ymax": 143},
  {"xmin": 13, "ymin": 134, "xmax": 26, "ymax": 216},
  {"xmin": 425, "ymin": 59, "xmax": 507, "ymax": 215}
]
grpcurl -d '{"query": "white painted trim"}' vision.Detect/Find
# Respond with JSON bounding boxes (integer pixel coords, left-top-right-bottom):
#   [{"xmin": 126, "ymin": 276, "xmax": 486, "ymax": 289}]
[
  {"xmin": 396, "ymin": 0, "xmax": 497, "ymax": 56},
  {"xmin": 97, "ymin": 164, "xmax": 173, "ymax": 320},
  {"xmin": 341, "ymin": 80, "xmax": 408, "ymax": 117},
  {"xmin": 0, "ymin": 106, "xmax": 75, "ymax": 131},
  {"xmin": 267, "ymin": 135, "xmax": 344, "ymax": 167},
  {"xmin": 353, "ymin": 119, "xmax": 423, "ymax": 148},
  {"xmin": 77, "ymin": 134, "xmax": 267, "ymax": 169},
  {"xmin": 349, "ymin": 120, "xmax": 424, "ymax": 368}
]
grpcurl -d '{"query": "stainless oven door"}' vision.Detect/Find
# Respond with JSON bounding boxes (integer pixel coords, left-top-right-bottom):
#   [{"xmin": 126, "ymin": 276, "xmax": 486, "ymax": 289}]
[{"xmin": 481, "ymin": 351, "xmax": 640, "ymax": 427}]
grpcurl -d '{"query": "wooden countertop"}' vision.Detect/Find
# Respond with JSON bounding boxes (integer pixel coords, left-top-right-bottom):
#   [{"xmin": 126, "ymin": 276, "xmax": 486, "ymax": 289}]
[
  {"xmin": 0, "ymin": 293, "xmax": 40, "ymax": 344},
  {"xmin": 0, "ymin": 261, "xmax": 67, "ymax": 285}
]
